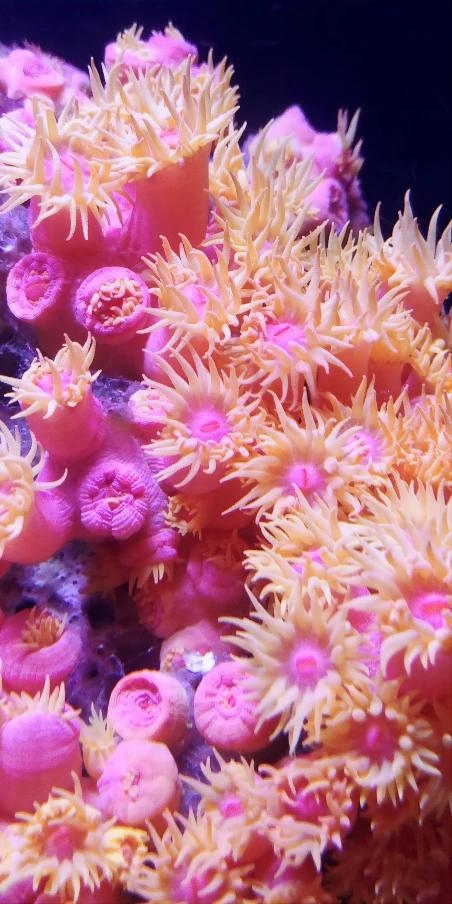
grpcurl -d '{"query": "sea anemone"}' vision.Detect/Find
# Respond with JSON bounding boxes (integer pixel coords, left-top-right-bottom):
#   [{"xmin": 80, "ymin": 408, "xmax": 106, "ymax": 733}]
[
  {"xmin": 230, "ymin": 254, "xmax": 354, "ymax": 408},
  {"xmin": 182, "ymin": 751, "xmax": 271, "ymax": 864},
  {"xmin": 164, "ymin": 479, "xmax": 252, "ymax": 534},
  {"xmin": 325, "ymin": 811, "xmax": 451, "ymax": 904},
  {"xmin": 0, "ymin": 678, "xmax": 82, "ymax": 816},
  {"xmin": 0, "ymin": 606, "xmax": 81, "ymax": 695},
  {"xmin": 314, "ymin": 267, "xmax": 412, "ymax": 405},
  {"xmin": 252, "ymin": 854, "xmax": 334, "ymax": 904},
  {"xmin": 403, "ymin": 321, "xmax": 452, "ymax": 400},
  {"xmin": 0, "ymin": 98, "xmax": 122, "ymax": 250},
  {"xmin": 261, "ymin": 753, "xmax": 358, "ymax": 869},
  {"xmin": 0, "ymin": 48, "xmax": 238, "ymax": 258},
  {"xmin": 319, "ymin": 375, "xmax": 398, "ymax": 476},
  {"xmin": 2, "ymin": 334, "xmax": 98, "ymax": 419},
  {"xmin": 141, "ymin": 235, "xmax": 250, "ymax": 356},
  {"xmin": 244, "ymin": 490, "xmax": 361, "ymax": 608},
  {"xmin": 248, "ymin": 104, "xmax": 363, "ymax": 184},
  {"xmin": 208, "ymin": 144, "xmax": 320, "ymax": 270},
  {"xmin": 92, "ymin": 55, "xmax": 238, "ymax": 260},
  {"xmin": 371, "ymin": 193, "xmax": 452, "ymax": 330},
  {"xmin": 134, "ymin": 530, "xmax": 248, "ymax": 637},
  {"xmin": 143, "ymin": 348, "xmax": 264, "ymax": 494},
  {"xmin": 419, "ymin": 698, "xmax": 452, "ymax": 821},
  {"xmin": 382, "ymin": 388, "xmax": 452, "ymax": 490},
  {"xmin": 104, "ymin": 23, "xmax": 198, "ymax": 75},
  {"xmin": 224, "ymin": 585, "xmax": 369, "ymax": 752}
]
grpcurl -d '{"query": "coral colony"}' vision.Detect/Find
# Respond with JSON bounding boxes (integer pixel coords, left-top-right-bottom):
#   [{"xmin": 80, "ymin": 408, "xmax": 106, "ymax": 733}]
[{"xmin": 0, "ymin": 21, "xmax": 451, "ymax": 904}]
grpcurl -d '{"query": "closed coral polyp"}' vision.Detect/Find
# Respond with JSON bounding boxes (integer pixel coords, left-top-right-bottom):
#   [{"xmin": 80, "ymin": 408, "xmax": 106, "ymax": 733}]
[
  {"xmin": 78, "ymin": 463, "xmax": 148, "ymax": 540},
  {"xmin": 97, "ymin": 738, "xmax": 180, "ymax": 830},
  {"xmin": 6, "ymin": 252, "xmax": 67, "ymax": 326},
  {"xmin": 107, "ymin": 670, "xmax": 189, "ymax": 748},
  {"xmin": 194, "ymin": 660, "xmax": 276, "ymax": 753}
]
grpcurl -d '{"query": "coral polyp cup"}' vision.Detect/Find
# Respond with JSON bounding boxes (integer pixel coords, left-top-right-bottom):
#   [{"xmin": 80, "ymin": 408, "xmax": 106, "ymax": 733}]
[
  {"xmin": 0, "ymin": 709, "xmax": 82, "ymax": 816},
  {"xmin": 74, "ymin": 267, "xmax": 151, "ymax": 344},
  {"xmin": 107, "ymin": 670, "xmax": 189, "ymax": 748},
  {"xmin": 194, "ymin": 660, "xmax": 276, "ymax": 753},
  {"xmin": 6, "ymin": 252, "xmax": 67, "ymax": 327},
  {"xmin": 97, "ymin": 738, "xmax": 181, "ymax": 830}
]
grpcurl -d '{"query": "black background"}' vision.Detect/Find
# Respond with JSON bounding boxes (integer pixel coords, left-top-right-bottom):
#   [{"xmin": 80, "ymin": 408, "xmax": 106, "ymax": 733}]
[{"xmin": 1, "ymin": 0, "xmax": 451, "ymax": 237}]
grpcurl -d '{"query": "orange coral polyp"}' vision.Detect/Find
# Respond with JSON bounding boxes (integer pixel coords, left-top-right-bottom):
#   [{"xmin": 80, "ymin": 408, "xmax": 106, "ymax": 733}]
[
  {"xmin": 143, "ymin": 348, "xmax": 264, "ymax": 493},
  {"xmin": 342, "ymin": 477, "xmax": 452, "ymax": 692},
  {"xmin": 224, "ymin": 586, "xmax": 369, "ymax": 752},
  {"xmin": 128, "ymin": 810, "xmax": 252, "ymax": 904},
  {"xmin": 0, "ymin": 775, "xmax": 139, "ymax": 903},
  {"xmin": 0, "ymin": 421, "xmax": 71, "ymax": 564},
  {"xmin": 371, "ymin": 193, "xmax": 452, "ymax": 328},
  {"xmin": 142, "ymin": 235, "xmax": 248, "ymax": 354},
  {"xmin": 315, "ymin": 679, "xmax": 441, "ymax": 806},
  {"xmin": 223, "ymin": 392, "xmax": 377, "ymax": 521},
  {"xmin": 233, "ymin": 257, "xmax": 354, "ymax": 407}
]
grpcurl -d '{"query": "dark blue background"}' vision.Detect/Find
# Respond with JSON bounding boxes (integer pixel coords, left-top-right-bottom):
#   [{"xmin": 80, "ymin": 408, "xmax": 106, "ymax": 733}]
[{"xmin": 2, "ymin": 0, "xmax": 451, "ymax": 236}]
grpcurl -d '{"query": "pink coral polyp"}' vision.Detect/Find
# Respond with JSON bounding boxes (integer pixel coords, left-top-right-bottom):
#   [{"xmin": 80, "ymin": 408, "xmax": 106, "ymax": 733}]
[
  {"xmin": 0, "ymin": 48, "xmax": 65, "ymax": 100},
  {"xmin": 6, "ymin": 253, "xmax": 67, "ymax": 325},
  {"xmin": 78, "ymin": 463, "xmax": 149, "ymax": 540},
  {"xmin": 194, "ymin": 660, "xmax": 275, "ymax": 753}
]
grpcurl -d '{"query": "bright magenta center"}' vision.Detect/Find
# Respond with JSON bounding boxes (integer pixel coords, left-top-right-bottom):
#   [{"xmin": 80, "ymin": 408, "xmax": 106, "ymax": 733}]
[
  {"xmin": 290, "ymin": 640, "xmax": 328, "ymax": 688},
  {"xmin": 189, "ymin": 405, "xmax": 230, "ymax": 443},
  {"xmin": 285, "ymin": 462, "xmax": 325, "ymax": 498}
]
